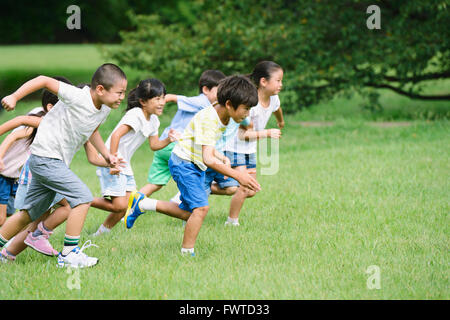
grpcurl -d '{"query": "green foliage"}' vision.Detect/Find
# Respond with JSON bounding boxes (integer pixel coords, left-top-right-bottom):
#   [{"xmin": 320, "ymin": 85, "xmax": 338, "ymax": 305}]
[{"xmin": 108, "ymin": 0, "xmax": 450, "ymax": 112}]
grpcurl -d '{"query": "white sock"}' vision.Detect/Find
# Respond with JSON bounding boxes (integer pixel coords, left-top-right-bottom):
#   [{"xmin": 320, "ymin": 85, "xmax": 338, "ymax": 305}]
[
  {"xmin": 94, "ymin": 224, "xmax": 110, "ymax": 236},
  {"xmin": 170, "ymin": 192, "xmax": 181, "ymax": 204},
  {"xmin": 227, "ymin": 217, "xmax": 239, "ymax": 224},
  {"xmin": 139, "ymin": 198, "xmax": 157, "ymax": 211},
  {"xmin": 181, "ymin": 247, "xmax": 194, "ymax": 254}
]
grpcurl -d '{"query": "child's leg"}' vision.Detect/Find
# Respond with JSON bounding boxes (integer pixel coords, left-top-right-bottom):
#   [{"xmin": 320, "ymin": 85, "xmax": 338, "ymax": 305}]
[
  {"xmin": 0, "ymin": 210, "xmax": 32, "ymax": 246},
  {"xmin": 101, "ymin": 193, "xmax": 131, "ymax": 228},
  {"xmin": 228, "ymin": 166, "xmax": 257, "ymax": 220},
  {"xmin": 0, "ymin": 204, "xmax": 6, "ymax": 226},
  {"xmin": 182, "ymin": 205, "xmax": 209, "ymax": 249},
  {"xmin": 139, "ymin": 183, "xmax": 163, "ymax": 197},
  {"xmin": 210, "ymin": 183, "xmax": 238, "ymax": 196},
  {"xmin": 6, "ymin": 212, "xmax": 50, "ymax": 256}
]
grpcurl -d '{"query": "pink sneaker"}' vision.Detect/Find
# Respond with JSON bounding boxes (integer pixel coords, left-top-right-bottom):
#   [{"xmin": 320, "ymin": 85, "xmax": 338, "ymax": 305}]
[
  {"xmin": 0, "ymin": 248, "xmax": 16, "ymax": 263},
  {"xmin": 24, "ymin": 222, "xmax": 58, "ymax": 256}
]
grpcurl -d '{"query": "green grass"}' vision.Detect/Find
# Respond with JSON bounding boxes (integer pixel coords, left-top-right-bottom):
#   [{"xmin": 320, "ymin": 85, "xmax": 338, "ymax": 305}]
[
  {"xmin": 0, "ymin": 100, "xmax": 448, "ymax": 299},
  {"xmin": 0, "ymin": 44, "xmax": 448, "ymax": 299}
]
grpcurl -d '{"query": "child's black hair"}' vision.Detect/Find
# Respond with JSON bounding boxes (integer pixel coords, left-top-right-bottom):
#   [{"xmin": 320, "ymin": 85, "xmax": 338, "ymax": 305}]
[
  {"xmin": 217, "ymin": 75, "xmax": 258, "ymax": 109},
  {"xmin": 25, "ymin": 110, "xmax": 46, "ymax": 146},
  {"xmin": 198, "ymin": 70, "xmax": 226, "ymax": 93},
  {"xmin": 41, "ymin": 76, "xmax": 72, "ymax": 112},
  {"xmin": 126, "ymin": 78, "xmax": 166, "ymax": 112},
  {"xmin": 248, "ymin": 61, "xmax": 282, "ymax": 88},
  {"xmin": 91, "ymin": 63, "xmax": 127, "ymax": 90}
]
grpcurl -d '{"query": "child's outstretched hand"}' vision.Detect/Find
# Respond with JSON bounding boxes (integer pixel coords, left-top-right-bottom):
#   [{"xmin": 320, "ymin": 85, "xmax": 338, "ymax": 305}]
[
  {"xmin": 107, "ymin": 153, "xmax": 126, "ymax": 175},
  {"xmin": 236, "ymin": 171, "xmax": 261, "ymax": 193},
  {"xmin": 168, "ymin": 129, "xmax": 181, "ymax": 142},
  {"xmin": 1, "ymin": 94, "xmax": 17, "ymax": 111},
  {"xmin": 268, "ymin": 128, "xmax": 282, "ymax": 139}
]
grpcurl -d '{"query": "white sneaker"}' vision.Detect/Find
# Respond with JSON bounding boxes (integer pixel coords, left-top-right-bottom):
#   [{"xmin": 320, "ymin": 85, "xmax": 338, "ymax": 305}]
[
  {"xmin": 224, "ymin": 221, "xmax": 240, "ymax": 226},
  {"xmin": 57, "ymin": 240, "xmax": 99, "ymax": 268},
  {"xmin": 170, "ymin": 192, "xmax": 182, "ymax": 205}
]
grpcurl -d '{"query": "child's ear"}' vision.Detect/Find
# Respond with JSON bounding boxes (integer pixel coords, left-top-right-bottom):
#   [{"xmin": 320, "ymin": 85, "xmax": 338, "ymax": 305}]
[
  {"xmin": 45, "ymin": 103, "xmax": 54, "ymax": 112},
  {"xmin": 202, "ymin": 86, "xmax": 210, "ymax": 95},
  {"xmin": 225, "ymin": 100, "xmax": 234, "ymax": 110},
  {"xmin": 95, "ymin": 84, "xmax": 105, "ymax": 95}
]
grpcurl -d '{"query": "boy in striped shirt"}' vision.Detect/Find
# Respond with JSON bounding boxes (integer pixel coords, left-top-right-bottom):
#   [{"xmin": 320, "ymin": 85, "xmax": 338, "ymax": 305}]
[{"xmin": 125, "ymin": 75, "xmax": 261, "ymax": 256}]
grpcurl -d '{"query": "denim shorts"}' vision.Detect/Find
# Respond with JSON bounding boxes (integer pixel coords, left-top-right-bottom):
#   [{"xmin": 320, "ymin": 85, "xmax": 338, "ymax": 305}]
[
  {"xmin": 204, "ymin": 167, "xmax": 239, "ymax": 196},
  {"xmin": 0, "ymin": 175, "xmax": 18, "ymax": 205},
  {"xmin": 14, "ymin": 182, "xmax": 65, "ymax": 212},
  {"xmin": 22, "ymin": 154, "xmax": 93, "ymax": 221},
  {"xmin": 224, "ymin": 151, "xmax": 256, "ymax": 169},
  {"xmin": 169, "ymin": 153, "xmax": 208, "ymax": 213},
  {"xmin": 96, "ymin": 166, "xmax": 137, "ymax": 197}
]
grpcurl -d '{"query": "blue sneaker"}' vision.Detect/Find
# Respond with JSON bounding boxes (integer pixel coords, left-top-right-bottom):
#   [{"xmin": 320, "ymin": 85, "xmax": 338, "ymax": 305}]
[{"xmin": 124, "ymin": 191, "xmax": 145, "ymax": 229}]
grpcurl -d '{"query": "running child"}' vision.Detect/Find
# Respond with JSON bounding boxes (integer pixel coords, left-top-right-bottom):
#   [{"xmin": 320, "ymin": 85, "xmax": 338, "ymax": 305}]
[
  {"xmin": 139, "ymin": 70, "xmax": 226, "ymax": 200},
  {"xmin": 124, "ymin": 75, "xmax": 261, "ymax": 256},
  {"xmin": 0, "ymin": 63, "xmax": 126, "ymax": 268},
  {"xmin": 223, "ymin": 61, "xmax": 285, "ymax": 226},
  {"xmin": 91, "ymin": 78, "xmax": 178, "ymax": 236}
]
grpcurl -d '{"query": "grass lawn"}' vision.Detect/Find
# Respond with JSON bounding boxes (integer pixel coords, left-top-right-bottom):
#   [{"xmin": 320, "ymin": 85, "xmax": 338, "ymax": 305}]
[
  {"xmin": 0, "ymin": 100, "xmax": 448, "ymax": 299},
  {"xmin": 0, "ymin": 44, "xmax": 448, "ymax": 300}
]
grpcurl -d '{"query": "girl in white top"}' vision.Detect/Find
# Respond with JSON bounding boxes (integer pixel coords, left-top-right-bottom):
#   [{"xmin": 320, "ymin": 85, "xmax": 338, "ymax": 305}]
[
  {"xmin": 223, "ymin": 61, "xmax": 285, "ymax": 226},
  {"xmin": 92, "ymin": 79, "xmax": 178, "ymax": 236}
]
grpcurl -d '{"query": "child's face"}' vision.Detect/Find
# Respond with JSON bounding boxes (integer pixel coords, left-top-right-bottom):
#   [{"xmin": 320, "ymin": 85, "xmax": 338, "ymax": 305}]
[
  {"xmin": 227, "ymin": 102, "xmax": 251, "ymax": 123},
  {"xmin": 261, "ymin": 69, "xmax": 283, "ymax": 95},
  {"xmin": 98, "ymin": 79, "xmax": 128, "ymax": 109},
  {"xmin": 203, "ymin": 86, "xmax": 219, "ymax": 104},
  {"xmin": 141, "ymin": 94, "xmax": 166, "ymax": 116}
]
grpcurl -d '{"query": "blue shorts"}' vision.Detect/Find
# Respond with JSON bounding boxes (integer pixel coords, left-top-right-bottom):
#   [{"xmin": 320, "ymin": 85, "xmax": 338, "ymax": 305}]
[
  {"xmin": 0, "ymin": 175, "xmax": 18, "ymax": 206},
  {"xmin": 14, "ymin": 182, "xmax": 65, "ymax": 212},
  {"xmin": 224, "ymin": 151, "xmax": 256, "ymax": 169},
  {"xmin": 169, "ymin": 153, "xmax": 208, "ymax": 213},
  {"xmin": 96, "ymin": 167, "xmax": 137, "ymax": 197},
  {"xmin": 22, "ymin": 155, "xmax": 93, "ymax": 221},
  {"xmin": 204, "ymin": 167, "xmax": 239, "ymax": 196}
]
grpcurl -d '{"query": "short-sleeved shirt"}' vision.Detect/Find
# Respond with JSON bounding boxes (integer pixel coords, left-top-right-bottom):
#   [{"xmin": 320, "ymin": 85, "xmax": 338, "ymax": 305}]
[
  {"xmin": 160, "ymin": 94, "xmax": 211, "ymax": 140},
  {"xmin": 215, "ymin": 117, "xmax": 250, "ymax": 152},
  {"xmin": 105, "ymin": 107, "xmax": 159, "ymax": 176},
  {"xmin": 172, "ymin": 106, "xmax": 227, "ymax": 171},
  {"xmin": 30, "ymin": 82, "xmax": 111, "ymax": 166},
  {"xmin": 224, "ymin": 95, "xmax": 280, "ymax": 154}
]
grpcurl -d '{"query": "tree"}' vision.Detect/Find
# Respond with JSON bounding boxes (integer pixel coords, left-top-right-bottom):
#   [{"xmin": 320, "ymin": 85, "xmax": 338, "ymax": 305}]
[{"xmin": 108, "ymin": 0, "xmax": 450, "ymax": 112}]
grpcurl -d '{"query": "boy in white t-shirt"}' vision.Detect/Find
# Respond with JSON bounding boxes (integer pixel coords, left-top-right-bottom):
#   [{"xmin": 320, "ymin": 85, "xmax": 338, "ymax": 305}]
[
  {"xmin": 223, "ymin": 61, "xmax": 285, "ymax": 226},
  {"xmin": 0, "ymin": 63, "xmax": 127, "ymax": 268}
]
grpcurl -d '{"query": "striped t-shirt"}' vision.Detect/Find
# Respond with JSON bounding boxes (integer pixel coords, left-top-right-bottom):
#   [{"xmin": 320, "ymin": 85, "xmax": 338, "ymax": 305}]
[{"xmin": 172, "ymin": 106, "xmax": 227, "ymax": 171}]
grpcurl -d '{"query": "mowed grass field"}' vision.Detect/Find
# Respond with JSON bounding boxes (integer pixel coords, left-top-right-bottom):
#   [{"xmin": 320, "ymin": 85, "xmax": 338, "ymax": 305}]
[{"xmin": 0, "ymin": 45, "xmax": 448, "ymax": 300}]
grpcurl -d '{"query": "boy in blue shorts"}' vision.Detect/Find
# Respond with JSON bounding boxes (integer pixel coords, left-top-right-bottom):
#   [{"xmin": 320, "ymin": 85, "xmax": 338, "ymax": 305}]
[
  {"xmin": 139, "ymin": 70, "xmax": 226, "ymax": 199},
  {"xmin": 124, "ymin": 75, "xmax": 261, "ymax": 256}
]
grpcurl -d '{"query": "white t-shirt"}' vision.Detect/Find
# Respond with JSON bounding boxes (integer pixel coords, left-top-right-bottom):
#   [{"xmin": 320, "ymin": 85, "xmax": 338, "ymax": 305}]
[
  {"xmin": 30, "ymin": 82, "xmax": 111, "ymax": 166},
  {"xmin": 224, "ymin": 95, "xmax": 280, "ymax": 154},
  {"xmin": 104, "ymin": 107, "xmax": 159, "ymax": 176}
]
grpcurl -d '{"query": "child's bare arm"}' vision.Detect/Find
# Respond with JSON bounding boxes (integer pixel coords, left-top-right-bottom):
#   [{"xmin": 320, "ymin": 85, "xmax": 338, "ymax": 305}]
[
  {"xmin": 89, "ymin": 128, "xmax": 115, "ymax": 166},
  {"xmin": 165, "ymin": 94, "xmax": 178, "ymax": 104},
  {"xmin": 239, "ymin": 122, "xmax": 281, "ymax": 141},
  {"xmin": 1, "ymin": 76, "xmax": 59, "ymax": 111},
  {"xmin": 273, "ymin": 107, "xmax": 285, "ymax": 129},
  {"xmin": 83, "ymin": 141, "xmax": 108, "ymax": 167},
  {"xmin": 0, "ymin": 116, "xmax": 42, "ymax": 136},
  {"xmin": 0, "ymin": 128, "xmax": 32, "ymax": 171},
  {"xmin": 148, "ymin": 129, "xmax": 180, "ymax": 151}
]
